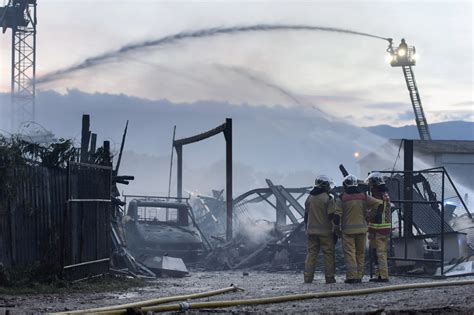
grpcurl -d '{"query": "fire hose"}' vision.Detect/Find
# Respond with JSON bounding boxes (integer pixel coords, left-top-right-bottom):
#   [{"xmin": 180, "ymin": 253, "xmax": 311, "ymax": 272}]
[
  {"xmin": 51, "ymin": 284, "xmax": 243, "ymax": 315},
  {"xmin": 142, "ymin": 279, "xmax": 474, "ymax": 313}
]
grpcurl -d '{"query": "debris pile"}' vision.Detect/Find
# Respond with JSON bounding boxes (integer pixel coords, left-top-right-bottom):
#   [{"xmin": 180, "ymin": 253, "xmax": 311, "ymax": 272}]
[
  {"xmin": 190, "ymin": 184, "xmax": 347, "ymax": 272},
  {"xmin": 196, "ymin": 221, "xmax": 300, "ymax": 270},
  {"xmin": 195, "ymin": 219, "xmax": 345, "ymax": 271}
]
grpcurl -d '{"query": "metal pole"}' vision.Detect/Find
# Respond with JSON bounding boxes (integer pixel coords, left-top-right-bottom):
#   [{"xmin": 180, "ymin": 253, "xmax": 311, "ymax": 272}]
[
  {"xmin": 395, "ymin": 178, "xmax": 402, "ymax": 238},
  {"xmin": 176, "ymin": 145, "xmax": 183, "ymax": 199},
  {"xmin": 32, "ymin": 1, "xmax": 37, "ymax": 121},
  {"xmin": 10, "ymin": 28, "xmax": 15, "ymax": 132},
  {"xmin": 441, "ymin": 170, "xmax": 445, "ymax": 276},
  {"xmin": 403, "ymin": 139, "xmax": 413, "ymax": 236},
  {"xmin": 403, "ymin": 139, "xmax": 414, "ymax": 261},
  {"xmin": 167, "ymin": 126, "xmax": 176, "ymax": 198},
  {"xmin": 225, "ymin": 118, "xmax": 233, "ymax": 242},
  {"xmin": 442, "ymin": 166, "xmax": 472, "ymax": 219}
]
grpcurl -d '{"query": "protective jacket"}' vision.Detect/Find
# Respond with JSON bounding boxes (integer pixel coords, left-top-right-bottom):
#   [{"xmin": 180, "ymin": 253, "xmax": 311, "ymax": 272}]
[
  {"xmin": 398, "ymin": 42, "xmax": 408, "ymax": 51},
  {"xmin": 368, "ymin": 186, "xmax": 392, "ymax": 235},
  {"xmin": 305, "ymin": 188, "xmax": 335, "ymax": 235},
  {"xmin": 335, "ymin": 188, "xmax": 382, "ymax": 234}
]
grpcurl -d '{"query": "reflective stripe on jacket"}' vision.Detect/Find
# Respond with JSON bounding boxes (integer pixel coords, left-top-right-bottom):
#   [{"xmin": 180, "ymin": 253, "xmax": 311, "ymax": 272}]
[{"xmin": 368, "ymin": 192, "xmax": 392, "ymax": 235}]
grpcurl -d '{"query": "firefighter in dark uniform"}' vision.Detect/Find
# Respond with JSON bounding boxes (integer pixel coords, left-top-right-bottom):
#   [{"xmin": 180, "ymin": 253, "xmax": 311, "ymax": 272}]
[
  {"xmin": 304, "ymin": 175, "xmax": 337, "ymax": 284},
  {"xmin": 398, "ymin": 38, "xmax": 408, "ymax": 59},
  {"xmin": 366, "ymin": 172, "xmax": 392, "ymax": 282},
  {"xmin": 335, "ymin": 174, "xmax": 382, "ymax": 283}
]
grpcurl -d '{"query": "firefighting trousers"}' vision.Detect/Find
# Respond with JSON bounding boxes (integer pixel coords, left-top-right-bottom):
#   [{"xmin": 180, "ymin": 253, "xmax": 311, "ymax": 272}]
[
  {"xmin": 304, "ymin": 234, "xmax": 335, "ymax": 281},
  {"xmin": 369, "ymin": 232, "xmax": 389, "ymax": 279},
  {"xmin": 342, "ymin": 233, "xmax": 366, "ymax": 280}
]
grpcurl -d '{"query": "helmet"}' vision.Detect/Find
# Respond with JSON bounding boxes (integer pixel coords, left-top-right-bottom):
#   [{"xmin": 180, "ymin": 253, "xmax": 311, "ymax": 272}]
[
  {"xmin": 343, "ymin": 174, "xmax": 359, "ymax": 187},
  {"xmin": 365, "ymin": 172, "xmax": 385, "ymax": 186},
  {"xmin": 314, "ymin": 175, "xmax": 334, "ymax": 191}
]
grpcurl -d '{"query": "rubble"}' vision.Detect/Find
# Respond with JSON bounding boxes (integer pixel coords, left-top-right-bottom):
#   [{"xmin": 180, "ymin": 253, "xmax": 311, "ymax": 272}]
[{"xmin": 142, "ymin": 256, "xmax": 189, "ymax": 278}]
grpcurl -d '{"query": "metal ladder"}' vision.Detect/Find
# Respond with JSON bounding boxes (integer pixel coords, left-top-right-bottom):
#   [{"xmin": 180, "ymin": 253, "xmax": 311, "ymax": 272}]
[{"xmin": 402, "ymin": 66, "xmax": 432, "ymax": 140}]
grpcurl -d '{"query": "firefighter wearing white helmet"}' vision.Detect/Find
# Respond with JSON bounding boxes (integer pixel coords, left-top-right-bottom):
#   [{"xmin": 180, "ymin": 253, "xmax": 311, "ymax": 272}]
[
  {"xmin": 335, "ymin": 174, "xmax": 383, "ymax": 283},
  {"xmin": 365, "ymin": 172, "xmax": 391, "ymax": 282},
  {"xmin": 304, "ymin": 175, "xmax": 337, "ymax": 284}
]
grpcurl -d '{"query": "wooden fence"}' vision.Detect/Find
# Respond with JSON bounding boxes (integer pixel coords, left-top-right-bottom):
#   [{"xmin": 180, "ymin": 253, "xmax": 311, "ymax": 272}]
[
  {"xmin": 0, "ymin": 166, "xmax": 67, "ymax": 267},
  {"xmin": 0, "ymin": 162, "xmax": 112, "ymax": 275}
]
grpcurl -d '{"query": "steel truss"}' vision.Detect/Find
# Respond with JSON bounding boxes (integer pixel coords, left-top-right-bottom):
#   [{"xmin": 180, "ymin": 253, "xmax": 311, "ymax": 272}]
[{"xmin": 10, "ymin": 1, "xmax": 37, "ymax": 130}]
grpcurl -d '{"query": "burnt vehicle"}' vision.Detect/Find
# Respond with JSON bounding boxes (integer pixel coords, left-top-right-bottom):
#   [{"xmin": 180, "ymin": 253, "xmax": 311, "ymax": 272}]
[{"xmin": 122, "ymin": 196, "xmax": 206, "ymax": 263}]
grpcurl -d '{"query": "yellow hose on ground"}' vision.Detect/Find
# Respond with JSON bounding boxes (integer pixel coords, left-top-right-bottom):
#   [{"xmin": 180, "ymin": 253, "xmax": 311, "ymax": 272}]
[
  {"xmin": 51, "ymin": 284, "xmax": 243, "ymax": 315},
  {"xmin": 144, "ymin": 279, "xmax": 474, "ymax": 313}
]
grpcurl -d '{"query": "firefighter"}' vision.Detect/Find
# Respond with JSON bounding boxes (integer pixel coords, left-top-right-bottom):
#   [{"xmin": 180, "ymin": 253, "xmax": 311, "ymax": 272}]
[
  {"xmin": 366, "ymin": 172, "xmax": 391, "ymax": 282},
  {"xmin": 397, "ymin": 38, "xmax": 408, "ymax": 58},
  {"xmin": 304, "ymin": 175, "xmax": 337, "ymax": 284},
  {"xmin": 335, "ymin": 174, "xmax": 382, "ymax": 283}
]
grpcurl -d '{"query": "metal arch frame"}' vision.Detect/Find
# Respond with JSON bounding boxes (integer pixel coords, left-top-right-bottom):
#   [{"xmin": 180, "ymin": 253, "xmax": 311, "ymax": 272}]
[
  {"xmin": 173, "ymin": 118, "xmax": 233, "ymax": 241},
  {"xmin": 233, "ymin": 187, "xmax": 311, "ymax": 205},
  {"xmin": 233, "ymin": 185, "xmax": 311, "ymax": 225}
]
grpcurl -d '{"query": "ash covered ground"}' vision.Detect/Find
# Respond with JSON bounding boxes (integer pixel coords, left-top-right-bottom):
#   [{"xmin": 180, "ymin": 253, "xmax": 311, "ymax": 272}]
[{"xmin": 1, "ymin": 271, "xmax": 473, "ymax": 314}]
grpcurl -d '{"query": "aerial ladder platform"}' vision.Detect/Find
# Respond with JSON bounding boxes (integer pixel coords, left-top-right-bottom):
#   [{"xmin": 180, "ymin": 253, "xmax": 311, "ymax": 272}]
[{"xmin": 387, "ymin": 39, "xmax": 432, "ymax": 141}]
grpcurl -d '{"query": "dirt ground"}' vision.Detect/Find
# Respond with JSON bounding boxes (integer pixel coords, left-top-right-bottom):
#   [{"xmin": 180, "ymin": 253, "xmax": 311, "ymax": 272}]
[{"xmin": 0, "ymin": 271, "xmax": 473, "ymax": 314}]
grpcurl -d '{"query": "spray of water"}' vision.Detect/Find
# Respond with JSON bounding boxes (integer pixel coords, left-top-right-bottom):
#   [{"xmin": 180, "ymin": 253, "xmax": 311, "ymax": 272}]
[
  {"xmin": 214, "ymin": 64, "xmax": 304, "ymax": 106},
  {"xmin": 37, "ymin": 24, "xmax": 388, "ymax": 85},
  {"xmin": 211, "ymin": 64, "xmax": 337, "ymax": 120},
  {"xmin": 125, "ymin": 56, "xmax": 211, "ymax": 88}
]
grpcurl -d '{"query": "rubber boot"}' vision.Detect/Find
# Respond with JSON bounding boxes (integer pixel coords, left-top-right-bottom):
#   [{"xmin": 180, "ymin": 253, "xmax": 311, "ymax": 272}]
[
  {"xmin": 345, "ymin": 279, "xmax": 362, "ymax": 284},
  {"xmin": 369, "ymin": 248, "xmax": 379, "ymax": 282},
  {"xmin": 375, "ymin": 278, "xmax": 389, "ymax": 283},
  {"xmin": 325, "ymin": 277, "xmax": 336, "ymax": 284},
  {"xmin": 370, "ymin": 276, "xmax": 389, "ymax": 283},
  {"xmin": 304, "ymin": 272, "xmax": 314, "ymax": 283}
]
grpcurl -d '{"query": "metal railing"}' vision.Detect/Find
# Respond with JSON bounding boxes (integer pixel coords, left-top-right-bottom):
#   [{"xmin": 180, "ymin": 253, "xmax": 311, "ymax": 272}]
[{"xmin": 376, "ymin": 167, "xmax": 470, "ymax": 276}]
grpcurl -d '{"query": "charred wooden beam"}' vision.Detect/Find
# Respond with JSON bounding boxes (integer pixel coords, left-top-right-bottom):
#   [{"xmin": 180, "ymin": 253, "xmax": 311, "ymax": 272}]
[
  {"xmin": 173, "ymin": 123, "xmax": 226, "ymax": 147},
  {"xmin": 266, "ymin": 179, "xmax": 298, "ymax": 224},
  {"xmin": 80, "ymin": 114, "xmax": 90, "ymax": 163},
  {"xmin": 115, "ymin": 120, "xmax": 128, "ymax": 174},
  {"xmin": 276, "ymin": 185, "xmax": 305, "ymax": 216}
]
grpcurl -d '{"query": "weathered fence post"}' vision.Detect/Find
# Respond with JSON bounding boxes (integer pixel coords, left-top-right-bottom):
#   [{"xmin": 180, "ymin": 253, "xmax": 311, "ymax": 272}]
[{"xmin": 80, "ymin": 115, "xmax": 90, "ymax": 163}]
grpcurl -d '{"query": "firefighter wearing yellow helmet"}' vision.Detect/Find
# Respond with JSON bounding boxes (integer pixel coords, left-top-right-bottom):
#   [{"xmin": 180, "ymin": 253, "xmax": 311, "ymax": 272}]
[
  {"xmin": 365, "ymin": 172, "xmax": 392, "ymax": 282},
  {"xmin": 304, "ymin": 175, "xmax": 337, "ymax": 284},
  {"xmin": 335, "ymin": 174, "xmax": 383, "ymax": 283}
]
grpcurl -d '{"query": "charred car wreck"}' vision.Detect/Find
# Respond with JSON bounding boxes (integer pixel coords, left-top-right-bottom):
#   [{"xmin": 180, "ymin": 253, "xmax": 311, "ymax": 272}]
[{"xmin": 122, "ymin": 197, "xmax": 206, "ymax": 264}]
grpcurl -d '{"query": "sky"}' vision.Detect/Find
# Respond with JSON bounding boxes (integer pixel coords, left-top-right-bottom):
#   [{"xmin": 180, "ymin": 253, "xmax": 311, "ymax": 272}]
[{"xmin": 0, "ymin": 0, "xmax": 472, "ymax": 127}]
